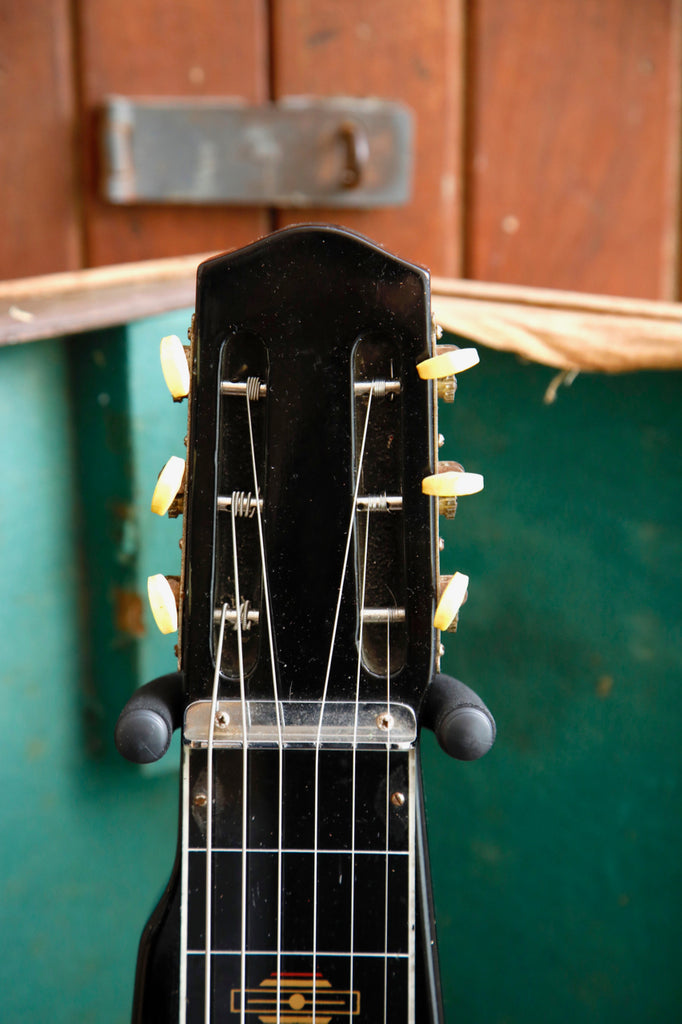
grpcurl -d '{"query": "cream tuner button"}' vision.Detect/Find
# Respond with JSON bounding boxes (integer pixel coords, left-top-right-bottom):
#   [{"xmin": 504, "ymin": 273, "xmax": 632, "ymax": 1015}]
[
  {"xmin": 422, "ymin": 466, "xmax": 483, "ymax": 519},
  {"xmin": 160, "ymin": 335, "xmax": 190, "ymax": 399},
  {"xmin": 417, "ymin": 346, "xmax": 480, "ymax": 379},
  {"xmin": 151, "ymin": 456, "xmax": 186, "ymax": 517},
  {"xmin": 422, "ymin": 469, "xmax": 484, "ymax": 497},
  {"xmin": 147, "ymin": 574, "xmax": 179, "ymax": 634},
  {"xmin": 434, "ymin": 572, "xmax": 469, "ymax": 632},
  {"xmin": 417, "ymin": 346, "xmax": 479, "ymax": 402}
]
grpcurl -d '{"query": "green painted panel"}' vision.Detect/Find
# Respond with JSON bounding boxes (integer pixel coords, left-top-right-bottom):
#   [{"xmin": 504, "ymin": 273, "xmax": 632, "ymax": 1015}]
[
  {"xmin": 425, "ymin": 354, "xmax": 682, "ymax": 1023},
  {"xmin": 1, "ymin": 318, "xmax": 680, "ymax": 1023}
]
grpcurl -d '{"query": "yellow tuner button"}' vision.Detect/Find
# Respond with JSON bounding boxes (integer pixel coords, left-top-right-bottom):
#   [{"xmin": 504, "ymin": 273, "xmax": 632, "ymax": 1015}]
[
  {"xmin": 416, "ymin": 347, "xmax": 480, "ymax": 380},
  {"xmin": 147, "ymin": 574, "xmax": 179, "ymax": 634},
  {"xmin": 422, "ymin": 471, "xmax": 484, "ymax": 497},
  {"xmin": 151, "ymin": 456, "xmax": 186, "ymax": 516},
  {"xmin": 434, "ymin": 571, "xmax": 469, "ymax": 632},
  {"xmin": 160, "ymin": 334, "xmax": 190, "ymax": 399}
]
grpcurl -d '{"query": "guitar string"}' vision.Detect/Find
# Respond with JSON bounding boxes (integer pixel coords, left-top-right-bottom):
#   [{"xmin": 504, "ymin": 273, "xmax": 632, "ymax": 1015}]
[
  {"xmin": 204, "ymin": 602, "xmax": 230, "ymax": 1024},
  {"xmin": 311, "ymin": 384, "xmax": 374, "ymax": 1024},
  {"xmin": 230, "ymin": 502, "xmax": 249, "ymax": 1024},
  {"xmin": 348, "ymin": 507, "xmax": 371, "ymax": 1011},
  {"xmin": 383, "ymin": 615, "xmax": 392, "ymax": 1024},
  {"xmin": 245, "ymin": 390, "xmax": 284, "ymax": 1024}
]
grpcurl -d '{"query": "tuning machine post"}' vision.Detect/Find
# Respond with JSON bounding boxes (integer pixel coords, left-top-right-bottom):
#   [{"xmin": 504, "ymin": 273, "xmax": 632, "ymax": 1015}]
[
  {"xmin": 146, "ymin": 329, "xmax": 193, "ymax": 637},
  {"xmin": 418, "ymin": 334, "xmax": 483, "ymax": 649}
]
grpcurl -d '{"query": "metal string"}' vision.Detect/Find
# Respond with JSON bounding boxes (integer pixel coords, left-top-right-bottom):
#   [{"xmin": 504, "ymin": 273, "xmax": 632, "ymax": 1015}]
[
  {"xmin": 383, "ymin": 616, "xmax": 392, "ymax": 1023},
  {"xmin": 311, "ymin": 385, "xmax": 374, "ymax": 1024},
  {"xmin": 245, "ymin": 392, "xmax": 284, "ymax": 1024},
  {"xmin": 230, "ymin": 503, "xmax": 249, "ymax": 1024},
  {"xmin": 349, "ymin": 507, "xmax": 371, "ymax": 1009},
  {"xmin": 204, "ymin": 603, "xmax": 230, "ymax": 1024}
]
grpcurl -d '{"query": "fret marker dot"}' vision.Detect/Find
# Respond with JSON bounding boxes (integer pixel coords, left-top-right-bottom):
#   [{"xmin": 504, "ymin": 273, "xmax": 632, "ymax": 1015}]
[{"xmin": 289, "ymin": 994, "xmax": 306, "ymax": 1011}]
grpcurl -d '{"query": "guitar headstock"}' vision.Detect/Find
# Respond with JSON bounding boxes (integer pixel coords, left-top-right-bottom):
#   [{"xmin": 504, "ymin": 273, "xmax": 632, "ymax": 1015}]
[
  {"xmin": 116, "ymin": 225, "xmax": 495, "ymax": 1024},
  {"xmin": 119, "ymin": 225, "xmax": 494, "ymax": 761}
]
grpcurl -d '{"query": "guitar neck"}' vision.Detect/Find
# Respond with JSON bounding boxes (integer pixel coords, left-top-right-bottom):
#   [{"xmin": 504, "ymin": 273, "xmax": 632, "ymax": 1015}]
[{"xmin": 180, "ymin": 740, "xmax": 416, "ymax": 1022}]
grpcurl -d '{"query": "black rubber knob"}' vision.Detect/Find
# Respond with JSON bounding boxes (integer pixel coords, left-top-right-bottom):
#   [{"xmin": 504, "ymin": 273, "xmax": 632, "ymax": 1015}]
[
  {"xmin": 422, "ymin": 673, "xmax": 496, "ymax": 761},
  {"xmin": 115, "ymin": 671, "xmax": 185, "ymax": 764}
]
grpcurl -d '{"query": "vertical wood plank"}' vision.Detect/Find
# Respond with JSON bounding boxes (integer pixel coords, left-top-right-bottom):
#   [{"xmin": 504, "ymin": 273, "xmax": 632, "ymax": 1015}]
[
  {"xmin": 75, "ymin": 0, "xmax": 270, "ymax": 266},
  {"xmin": 271, "ymin": 0, "xmax": 465, "ymax": 276},
  {"xmin": 0, "ymin": 2, "xmax": 81, "ymax": 278},
  {"xmin": 466, "ymin": 0, "xmax": 682, "ymax": 298}
]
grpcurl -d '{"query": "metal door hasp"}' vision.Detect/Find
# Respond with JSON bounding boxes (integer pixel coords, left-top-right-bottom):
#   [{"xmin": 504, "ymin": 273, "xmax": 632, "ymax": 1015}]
[{"xmin": 101, "ymin": 96, "xmax": 413, "ymax": 208}]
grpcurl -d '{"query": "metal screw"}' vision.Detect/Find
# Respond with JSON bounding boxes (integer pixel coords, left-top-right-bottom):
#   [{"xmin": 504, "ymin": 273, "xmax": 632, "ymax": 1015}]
[
  {"xmin": 376, "ymin": 712, "xmax": 394, "ymax": 731},
  {"xmin": 391, "ymin": 791, "xmax": 406, "ymax": 807},
  {"xmin": 215, "ymin": 710, "xmax": 230, "ymax": 729},
  {"xmin": 193, "ymin": 792, "xmax": 207, "ymax": 808}
]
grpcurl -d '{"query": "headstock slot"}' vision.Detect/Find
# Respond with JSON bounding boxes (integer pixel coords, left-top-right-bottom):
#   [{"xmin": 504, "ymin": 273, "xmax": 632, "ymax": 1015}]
[
  {"xmin": 352, "ymin": 333, "xmax": 407, "ymax": 678},
  {"xmin": 212, "ymin": 332, "xmax": 269, "ymax": 678}
]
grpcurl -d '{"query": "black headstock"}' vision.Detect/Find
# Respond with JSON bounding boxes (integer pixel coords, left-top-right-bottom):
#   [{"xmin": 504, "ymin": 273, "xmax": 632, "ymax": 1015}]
[
  {"xmin": 183, "ymin": 225, "xmax": 435, "ymax": 713},
  {"xmin": 117, "ymin": 225, "xmax": 495, "ymax": 762}
]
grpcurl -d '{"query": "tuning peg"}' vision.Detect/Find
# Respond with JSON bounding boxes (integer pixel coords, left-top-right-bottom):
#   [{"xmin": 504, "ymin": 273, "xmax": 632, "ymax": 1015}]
[
  {"xmin": 434, "ymin": 571, "xmax": 469, "ymax": 632},
  {"xmin": 147, "ymin": 574, "xmax": 180, "ymax": 634},
  {"xmin": 160, "ymin": 334, "xmax": 190, "ymax": 400},
  {"xmin": 151, "ymin": 456, "xmax": 186, "ymax": 517},
  {"xmin": 416, "ymin": 345, "xmax": 479, "ymax": 402},
  {"xmin": 422, "ymin": 461, "xmax": 484, "ymax": 518}
]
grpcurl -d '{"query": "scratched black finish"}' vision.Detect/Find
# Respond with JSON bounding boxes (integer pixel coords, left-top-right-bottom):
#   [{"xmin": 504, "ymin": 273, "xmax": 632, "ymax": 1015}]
[
  {"xmin": 184, "ymin": 224, "xmax": 436, "ymax": 706},
  {"xmin": 130, "ymin": 228, "xmax": 444, "ymax": 1024},
  {"xmin": 188, "ymin": 748, "xmax": 410, "ymax": 853}
]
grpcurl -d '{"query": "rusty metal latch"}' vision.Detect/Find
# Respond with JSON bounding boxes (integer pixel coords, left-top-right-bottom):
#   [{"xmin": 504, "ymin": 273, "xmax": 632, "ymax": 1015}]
[{"xmin": 101, "ymin": 96, "xmax": 413, "ymax": 208}]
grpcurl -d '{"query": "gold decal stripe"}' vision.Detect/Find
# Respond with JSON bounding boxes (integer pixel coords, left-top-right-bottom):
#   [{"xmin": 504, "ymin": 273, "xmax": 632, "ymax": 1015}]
[
  {"xmin": 261, "ymin": 978, "xmax": 332, "ymax": 988},
  {"xmin": 231, "ymin": 988, "xmax": 360, "ymax": 1016},
  {"xmin": 232, "ymin": 973, "xmax": 360, "ymax": 1020},
  {"xmin": 257, "ymin": 1018, "xmax": 332, "ymax": 1024}
]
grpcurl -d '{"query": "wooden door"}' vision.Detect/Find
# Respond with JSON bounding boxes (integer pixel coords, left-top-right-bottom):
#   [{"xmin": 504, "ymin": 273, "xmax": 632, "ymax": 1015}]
[{"xmin": 2, "ymin": 2, "xmax": 681, "ymax": 293}]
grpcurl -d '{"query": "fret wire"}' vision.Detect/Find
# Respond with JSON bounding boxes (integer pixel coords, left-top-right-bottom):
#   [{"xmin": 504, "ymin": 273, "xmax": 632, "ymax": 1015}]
[
  {"xmin": 188, "ymin": 847, "xmax": 409, "ymax": 855},
  {"xmin": 245, "ymin": 389, "xmax": 284, "ymax": 1024},
  {"xmin": 349, "ymin": 508, "xmax": 371, "ymax": 1008},
  {"xmin": 312, "ymin": 384, "xmax": 375, "ymax": 1024},
  {"xmin": 188, "ymin": 950, "xmax": 411, "ymax": 959},
  {"xmin": 230, "ymin": 504, "xmax": 248, "ymax": 1024},
  {"xmin": 204, "ymin": 604, "xmax": 230, "ymax": 1024}
]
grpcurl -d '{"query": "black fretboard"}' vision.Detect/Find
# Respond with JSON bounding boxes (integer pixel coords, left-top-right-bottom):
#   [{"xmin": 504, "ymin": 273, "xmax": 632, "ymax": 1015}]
[{"xmin": 181, "ymin": 745, "xmax": 415, "ymax": 1022}]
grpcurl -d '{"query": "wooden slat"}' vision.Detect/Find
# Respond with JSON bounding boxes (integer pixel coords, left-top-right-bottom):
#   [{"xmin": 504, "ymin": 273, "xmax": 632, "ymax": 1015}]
[
  {"xmin": 466, "ymin": 0, "xmax": 682, "ymax": 298},
  {"xmin": 75, "ymin": 0, "xmax": 270, "ymax": 266},
  {"xmin": 271, "ymin": 0, "xmax": 465, "ymax": 276},
  {"xmin": 0, "ymin": 2, "xmax": 81, "ymax": 279},
  {"xmin": 0, "ymin": 254, "xmax": 209, "ymax": 346},
  {"xmin": 4, "ymin": 257, "xmax": 682, "ymax": 373}
]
